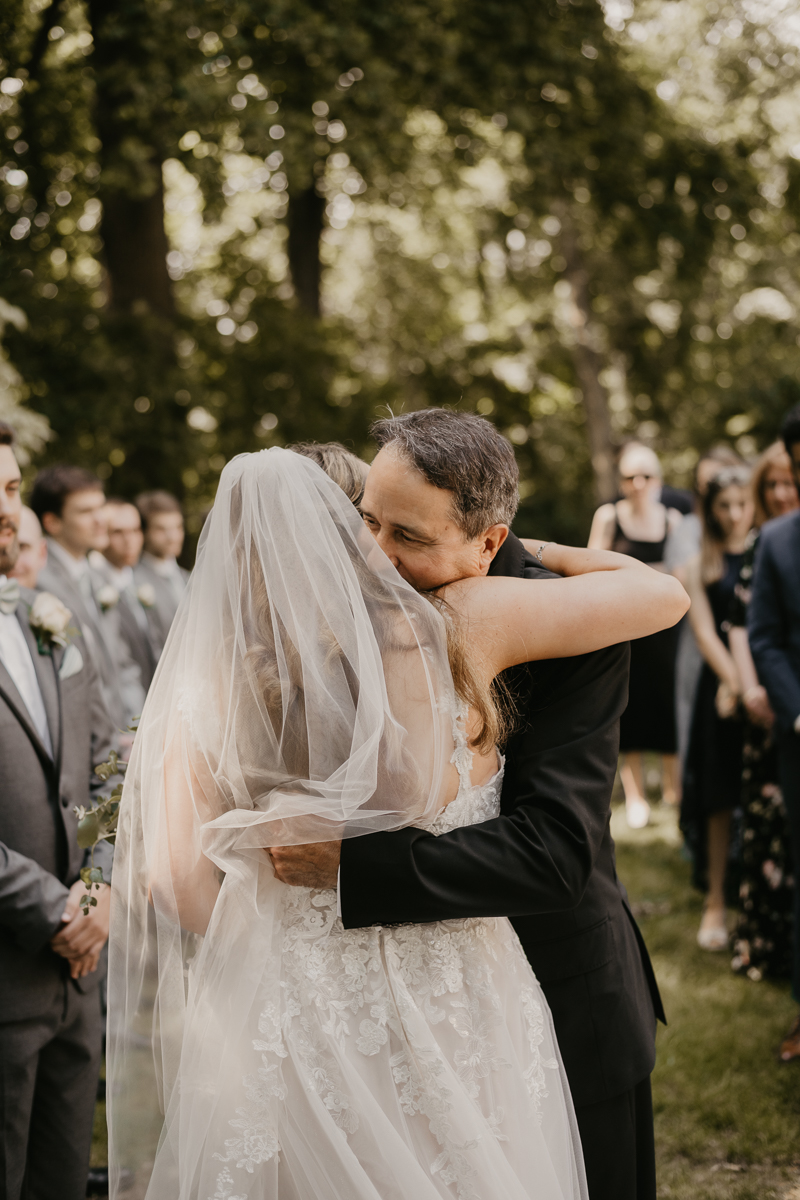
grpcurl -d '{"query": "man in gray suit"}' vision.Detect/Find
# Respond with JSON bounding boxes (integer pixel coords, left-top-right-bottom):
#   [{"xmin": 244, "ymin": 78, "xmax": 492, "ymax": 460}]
[
  {"xmin": 134, "ymin": 490, "xmax": 189, "ymax": 656},
  {"xmin": 31, "ymin": 466, "xmax": 145, "ymax": 733},
  {"xmin": 95, "ymin": 498, "xmax": 157, "ymax": 692},
  {"xmin": 0, "ymin": 423, "xmax": 116, "ymax": 1200}
]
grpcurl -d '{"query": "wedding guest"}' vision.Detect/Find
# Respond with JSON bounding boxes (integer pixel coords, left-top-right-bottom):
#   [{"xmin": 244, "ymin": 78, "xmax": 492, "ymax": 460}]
[
  {"xmin": 749, "ymin": 405, "xmax": 800, "ymax": 1061},
  {"xmin": 133, "ymin": 490, "xmax": 188, "ymax": 656},
  {"xmin": 288, "ymin": 441, "xmax": 369, "ymax": 506},
  {"xmin": 730, "ymin": 441, "xmax": 799, "ymax": 982},
  {"xmin": 681, "ymin": 465, "xmax": 754, "ymax": 950},
  {"xmin": 9, "ymin": 505, "xmax": 47, "ymax": 589},
  {"xmin": 95, "ymin": 499, "xmax": 157, "ymax": 692},
  {"xmin": 0, "ymin": 422, "xmax": 116, "ymax": 1200},
  {"xmin": 30, "ymin": 466, "xmax": 144, "ymax": 733},
  {"xmin": 588, "ymin": 442, "xmax": 683, "ymax": 826},
  {"xmin": 665, "ymin": 445, "xmax": 744, "ymax": 769}
]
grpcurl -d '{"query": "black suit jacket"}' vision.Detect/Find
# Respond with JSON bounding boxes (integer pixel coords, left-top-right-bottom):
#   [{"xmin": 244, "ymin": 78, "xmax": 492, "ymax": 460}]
[
  {"xmin": 340, "ymin": 533, "xmax": 664, "ymax": 1108},
  {"xmin": 748, "ymin": 510, "xmax": 800, "ymax": 733}
]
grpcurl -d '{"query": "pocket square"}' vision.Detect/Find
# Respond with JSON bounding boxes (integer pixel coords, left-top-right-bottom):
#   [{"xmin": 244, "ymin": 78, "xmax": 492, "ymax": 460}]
[{"xmin": 59, "ymin": 643, "xmax": 84, "ymax": 681}]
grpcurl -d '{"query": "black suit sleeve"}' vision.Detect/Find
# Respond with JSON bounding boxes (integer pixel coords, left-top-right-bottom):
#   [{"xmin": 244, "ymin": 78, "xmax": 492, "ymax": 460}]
[{"xmin": 340, "ymin": 640, "xmax": 629, "ymax": 928}]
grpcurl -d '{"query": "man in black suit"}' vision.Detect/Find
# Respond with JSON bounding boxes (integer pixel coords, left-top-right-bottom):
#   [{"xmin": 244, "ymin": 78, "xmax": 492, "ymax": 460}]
[
  {"xmin": 749, "ymin": 403, "xmax": 800, "ymax": 1063},
  {"xmin": 271, "ymin": 409, "xmax": 665, "ymax": 1200}
]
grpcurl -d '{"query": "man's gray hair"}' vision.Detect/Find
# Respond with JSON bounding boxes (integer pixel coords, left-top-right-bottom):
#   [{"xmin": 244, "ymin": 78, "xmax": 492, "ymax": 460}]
[{"xmin": 371, "ymin": 409, "xmax": 519, "ymax": 539}]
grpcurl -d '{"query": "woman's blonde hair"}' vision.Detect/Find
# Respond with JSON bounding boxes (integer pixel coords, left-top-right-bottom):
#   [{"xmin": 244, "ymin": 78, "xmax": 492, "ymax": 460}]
[
  {"xmin": 751, "ymin": 441, "xmax": 794, "ymax": 528},
  {"xmin": 288, "ymin": 442, "xmax": 369, "ymax": 507},
  {"xmin": 700, "ymin": 465, "xmax": 752, "ymax": 584}
]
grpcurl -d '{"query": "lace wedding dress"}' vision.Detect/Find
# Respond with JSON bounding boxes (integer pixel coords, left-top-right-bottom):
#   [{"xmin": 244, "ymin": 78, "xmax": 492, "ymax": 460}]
[
  {"xmin": 206, "ymin": 706, "xmax": 587, "ymax": 1200},
  {"xmin": 108, "ymin": 451, "xmax": 586, "ymax": 1200}
]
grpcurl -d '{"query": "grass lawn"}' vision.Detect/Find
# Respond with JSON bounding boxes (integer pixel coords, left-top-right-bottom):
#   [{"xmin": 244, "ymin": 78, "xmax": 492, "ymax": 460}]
[
  {"xmin": 612, "ymin": 800, "xmax": 800, "ymax": 1199},
  {"xmin": 92, "ymin": 799, "xmax": 800, "ymax": 1198}
]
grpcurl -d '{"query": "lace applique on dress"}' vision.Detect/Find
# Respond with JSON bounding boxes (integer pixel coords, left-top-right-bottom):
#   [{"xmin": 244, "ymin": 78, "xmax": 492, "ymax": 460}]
[{"xmin": 211, "ymin": 699, "xmax": 580, "ymax": 1199}]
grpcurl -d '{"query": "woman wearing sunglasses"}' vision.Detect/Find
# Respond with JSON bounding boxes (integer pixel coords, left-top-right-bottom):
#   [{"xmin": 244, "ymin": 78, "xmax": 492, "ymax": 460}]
[{"xmin": 589, "ymin": 442, "xmax": 684, "ymax": 827}]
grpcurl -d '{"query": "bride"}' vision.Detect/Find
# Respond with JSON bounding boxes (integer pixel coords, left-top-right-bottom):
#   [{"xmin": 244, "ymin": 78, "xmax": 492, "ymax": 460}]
[{"xmin": 107, "ymin": 448, "xmax": 687, "ymax": 1200}]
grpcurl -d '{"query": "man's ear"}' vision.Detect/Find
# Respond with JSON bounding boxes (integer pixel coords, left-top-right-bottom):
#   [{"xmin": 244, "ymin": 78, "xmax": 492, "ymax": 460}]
[
  {"xmin": 478, "ymin": 524, "xmax": 509, "ymax": 570},
  {"xmin": 41, "ymin": 512, "xmax": 61, "ymax": 538}
]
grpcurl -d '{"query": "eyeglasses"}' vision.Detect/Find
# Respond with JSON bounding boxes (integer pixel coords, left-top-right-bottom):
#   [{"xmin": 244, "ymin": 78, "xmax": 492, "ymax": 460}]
[{"xmin": 621, "ymin": 473, "xmax": 654, "ymax": 482}]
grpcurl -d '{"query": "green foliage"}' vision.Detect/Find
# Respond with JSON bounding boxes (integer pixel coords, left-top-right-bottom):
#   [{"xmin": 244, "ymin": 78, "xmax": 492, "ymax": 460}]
[
  {"xmin": 1, "ymin": 0, "xmax": 799, "ymax": 540},
  {"xmin": 73, "ymin": 748, "xmax": 124, "ymax": 914}
]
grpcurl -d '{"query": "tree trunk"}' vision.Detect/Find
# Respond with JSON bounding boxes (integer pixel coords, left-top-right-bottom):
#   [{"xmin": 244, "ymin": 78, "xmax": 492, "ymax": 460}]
[
  {"xmin": 101, "ymin": 177, "xmax": 174, "ymax": 318},
  {"xmin": 557, "ymin": 211, "xmax": 616, "ymax": 504},
  {"xmin": 88, "ymin": 0, "xmax": 174, "ymax": 320},
  {"xmin": 288, "ymin": 187, "xmax": 325, "ymax": 317}
]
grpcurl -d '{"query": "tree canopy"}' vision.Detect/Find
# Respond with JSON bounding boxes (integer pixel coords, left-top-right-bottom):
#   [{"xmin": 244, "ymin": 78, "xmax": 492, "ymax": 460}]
[{"xmin": 1, "ymin": 0, "xmax": 798, "ymax": 545}]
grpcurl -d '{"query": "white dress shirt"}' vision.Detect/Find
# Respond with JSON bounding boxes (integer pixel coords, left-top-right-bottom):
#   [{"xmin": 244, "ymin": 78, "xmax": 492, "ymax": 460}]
[{"xmin": 0, "ymin": 578, "xmax": 53, "ymax": 755}]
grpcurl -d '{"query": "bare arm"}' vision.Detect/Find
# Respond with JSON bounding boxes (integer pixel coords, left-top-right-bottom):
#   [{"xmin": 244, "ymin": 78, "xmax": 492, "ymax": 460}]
[
  {"xmin": 728, "ymin": 625, "xmax": 774, "ymax": 728},
  {"xmin": 151, "ymin": 738, "xmax": 222, "ymax": 936},
  {"xmin": 445, "ymin": 543, "xmax": 689, "ymax": 676},
  {"xmin": 587, "ymin": 504, "xmax": 617, "ymax": 550}
]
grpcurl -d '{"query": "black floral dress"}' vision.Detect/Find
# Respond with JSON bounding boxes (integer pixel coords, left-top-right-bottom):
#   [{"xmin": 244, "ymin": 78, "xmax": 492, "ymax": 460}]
[{"xmin": 730, "ymin": 530, "xmax": 795, "ymax": 980}]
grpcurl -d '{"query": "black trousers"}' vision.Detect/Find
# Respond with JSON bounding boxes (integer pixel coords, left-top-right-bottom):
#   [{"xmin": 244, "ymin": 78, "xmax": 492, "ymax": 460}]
[
  {"xmin": 575, "ymin": 1076, "xmax": 656, "ymax": 1200},
  {"xmin": 778, "ymin": 731, "xmax": 800, "ymax": 1004},
  {"xmin": 0, "ymin": 982, "xmax": 102, "ymax": 1200}
]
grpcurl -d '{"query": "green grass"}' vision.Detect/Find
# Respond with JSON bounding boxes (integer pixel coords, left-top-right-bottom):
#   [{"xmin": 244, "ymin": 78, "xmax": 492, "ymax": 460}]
[
  {"xmin": 92, "ymin": 800, "xmax": 800, "ymax": 1198},
  {"xmin": 612, "ymin": 800, "xmax": 800, "ymax": 1199}
]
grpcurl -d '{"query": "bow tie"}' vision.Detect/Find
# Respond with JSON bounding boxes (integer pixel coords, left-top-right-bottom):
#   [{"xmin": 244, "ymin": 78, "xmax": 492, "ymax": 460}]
[{"xmin": 0, "ymin": 578, "xmax": 20, "ymax": 616}]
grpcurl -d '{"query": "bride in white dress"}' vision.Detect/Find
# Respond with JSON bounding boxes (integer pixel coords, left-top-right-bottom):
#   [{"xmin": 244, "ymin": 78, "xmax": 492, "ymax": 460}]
[{"xmin": 107, "ymin": 449, "xmax": 686, "ymax": 1200}]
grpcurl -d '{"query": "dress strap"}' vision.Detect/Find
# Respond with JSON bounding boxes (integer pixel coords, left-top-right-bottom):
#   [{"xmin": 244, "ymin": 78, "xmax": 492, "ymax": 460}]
[{"xmin": 450, "ymin": 699, "xmax": 474, "ymax": 791}]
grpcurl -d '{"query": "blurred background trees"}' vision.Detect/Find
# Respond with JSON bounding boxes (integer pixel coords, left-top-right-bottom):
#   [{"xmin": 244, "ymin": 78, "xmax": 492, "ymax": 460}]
[{"xmin": 2, "ymin": 0, "xmax": 799, "ymax": 545}]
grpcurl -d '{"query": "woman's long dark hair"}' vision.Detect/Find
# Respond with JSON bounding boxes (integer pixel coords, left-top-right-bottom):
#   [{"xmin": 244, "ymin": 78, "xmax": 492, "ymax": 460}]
[{"xmin": 700, "ymin": 465, "xmax": 751, "ymax": 584}]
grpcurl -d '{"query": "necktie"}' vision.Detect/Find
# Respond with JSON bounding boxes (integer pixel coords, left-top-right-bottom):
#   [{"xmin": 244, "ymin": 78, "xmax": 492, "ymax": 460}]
[{"xmin": 0, "ymin": 578, "xmax": 20, "ymax": 616}]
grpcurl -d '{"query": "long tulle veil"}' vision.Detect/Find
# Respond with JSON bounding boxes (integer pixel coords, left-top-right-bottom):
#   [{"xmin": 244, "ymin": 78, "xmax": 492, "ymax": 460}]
[{"xmin": 107, "ymin": 448, "xmax": 455, "ymax": 1198}]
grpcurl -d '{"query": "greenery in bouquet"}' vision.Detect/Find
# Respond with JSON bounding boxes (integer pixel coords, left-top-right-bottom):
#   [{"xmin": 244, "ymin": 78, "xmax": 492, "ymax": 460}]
[{"xmin": 73, "ymin": 748, "xmax": 125, "ymax": 915}]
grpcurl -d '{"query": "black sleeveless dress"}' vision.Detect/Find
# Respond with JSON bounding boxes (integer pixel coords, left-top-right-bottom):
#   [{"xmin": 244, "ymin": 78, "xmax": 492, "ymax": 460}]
[
  {"xmin": 680, "ymin": 552, "xmax": 746, "ymax": 891},
  {"xmin": 612, "ymin": 505, "xmax": 678, "ymax": 754}
]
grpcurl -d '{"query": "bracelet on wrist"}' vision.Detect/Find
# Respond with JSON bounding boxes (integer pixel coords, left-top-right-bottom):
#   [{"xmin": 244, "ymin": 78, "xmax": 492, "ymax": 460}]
[{"xmin": 536, "ymin": 541, "xmax": 554, "ymax": 564}]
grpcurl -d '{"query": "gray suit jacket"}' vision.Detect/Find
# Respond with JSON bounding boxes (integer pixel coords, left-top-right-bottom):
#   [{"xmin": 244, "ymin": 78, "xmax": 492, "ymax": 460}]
[
  {"xmin": 133, "ymin": 558, "xmax": 189, "ymax": 657},
  {"xmin": 38, "ymin": 551, "xmax": 144, "ymax": 730},
  {"xmin": 0, "ymin": 590, "xmax": 115, "ymax": 1022},
  {"xmin": 93, "ymin": 560, "xmax": 158, "ymax": 693}
]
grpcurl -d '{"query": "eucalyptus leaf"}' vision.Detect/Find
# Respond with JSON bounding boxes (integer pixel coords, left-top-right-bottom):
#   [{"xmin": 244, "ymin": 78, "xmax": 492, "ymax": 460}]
[{"xmin": 77, "ymin": 811, "xmax": 102, "ymax": 850}]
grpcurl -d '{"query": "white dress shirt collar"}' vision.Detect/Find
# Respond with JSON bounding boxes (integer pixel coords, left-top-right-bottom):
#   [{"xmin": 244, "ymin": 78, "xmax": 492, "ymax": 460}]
[
  {"xmin": 141, "ymin": 551, "xmax": 181, "ymax": 580},
  {"xmin": 104, "ymin": 563, "xmax": 135, "ymax": 591},
  {"xmin": 46, "ymin": 536, "xmax": 91, "ymax": 582}
]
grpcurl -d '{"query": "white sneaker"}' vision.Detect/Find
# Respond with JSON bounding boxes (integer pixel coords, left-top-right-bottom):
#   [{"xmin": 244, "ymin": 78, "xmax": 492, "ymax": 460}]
[{"xmin": 626, "ymin": 797, "xmax": 651, "ymax": 829}]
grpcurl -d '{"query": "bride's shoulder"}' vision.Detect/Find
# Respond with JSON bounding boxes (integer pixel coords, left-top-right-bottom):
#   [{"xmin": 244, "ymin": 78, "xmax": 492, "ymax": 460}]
[{"xmin": 440, "ymin": 574, "xmax": 547, "ymax": 619}]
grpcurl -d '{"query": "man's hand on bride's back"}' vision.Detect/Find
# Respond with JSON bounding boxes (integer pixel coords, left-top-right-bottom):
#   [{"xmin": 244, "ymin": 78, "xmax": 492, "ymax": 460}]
[{"xmin": 266, "ymin": 842, "xmax": 341, "ymax": 889}]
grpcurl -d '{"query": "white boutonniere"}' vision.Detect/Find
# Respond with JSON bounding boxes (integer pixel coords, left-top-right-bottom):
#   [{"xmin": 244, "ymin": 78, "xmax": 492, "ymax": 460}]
[
  {"xmin": 136, "ymin": 583, "xmax": 156, "ymax": 608},
  {"xmin": 96, "ymin": 583, "xmax": 120, "ymax": 612},
  {"xmin": 29, "ymin": 592, "xmax": 74, "ymax": 655}
]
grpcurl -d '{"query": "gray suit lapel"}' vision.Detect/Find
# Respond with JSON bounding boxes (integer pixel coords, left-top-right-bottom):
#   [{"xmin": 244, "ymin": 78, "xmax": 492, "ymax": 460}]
[
  {"xmin": 17, "ymin": 607, "xmax": 61, "ymax": 766},
  {"xmin": 43, "ymin": 554, "xmax": 97, "ymax": 633},
  {"xmin": 0, "ymin": 608, "xmax": 56, "ymax": 767}
]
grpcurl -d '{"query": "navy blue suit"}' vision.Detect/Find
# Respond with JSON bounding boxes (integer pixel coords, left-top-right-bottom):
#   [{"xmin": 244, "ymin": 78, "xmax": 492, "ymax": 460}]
[{"xmin": 749, "ymin": 509, "xmax": 800, "ymax": 1000}]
